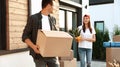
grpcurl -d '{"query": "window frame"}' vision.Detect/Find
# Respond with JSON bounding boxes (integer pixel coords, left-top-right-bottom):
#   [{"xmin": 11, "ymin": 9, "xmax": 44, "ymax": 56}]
[{"xmin": 59, "ymin": 8, "xmax": 78, "ymax": 32}]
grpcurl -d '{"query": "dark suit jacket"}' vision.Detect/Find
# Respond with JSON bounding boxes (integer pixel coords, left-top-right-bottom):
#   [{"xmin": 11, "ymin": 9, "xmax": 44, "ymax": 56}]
[{"xmin": 22, "ymin": 12, "xmax": 57, "ymax": 58}]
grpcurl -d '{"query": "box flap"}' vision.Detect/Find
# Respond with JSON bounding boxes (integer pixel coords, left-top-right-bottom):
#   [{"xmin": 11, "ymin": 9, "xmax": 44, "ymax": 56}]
[{"xmin": 42, "ymin": 30, "xmax": 73, "ymax": 38}]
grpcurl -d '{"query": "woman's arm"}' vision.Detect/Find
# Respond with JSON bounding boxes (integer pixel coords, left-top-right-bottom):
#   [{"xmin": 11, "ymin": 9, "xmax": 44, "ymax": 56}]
[{"xmin": 82, "ymin": 34, "xmax": 96, "ymax": 42}]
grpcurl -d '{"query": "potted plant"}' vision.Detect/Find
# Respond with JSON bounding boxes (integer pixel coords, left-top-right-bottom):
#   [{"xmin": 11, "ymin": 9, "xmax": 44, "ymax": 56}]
[
  {"xmin": 113, "ymin": 25, "xmax": 120, "ymax": 42},
  {"xmin": 69, "ymin": 28, "xmax": 80, "ymax": 37},
  {"xmin": 69, "ymin": 28, "xmax": 81, "ymax": 60}
]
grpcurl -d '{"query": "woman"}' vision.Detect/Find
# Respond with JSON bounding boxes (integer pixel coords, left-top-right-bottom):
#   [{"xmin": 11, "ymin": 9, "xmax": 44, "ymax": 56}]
[{"xmin": 77, "ymin": 14, "xmax": 96, "ymax": 67}]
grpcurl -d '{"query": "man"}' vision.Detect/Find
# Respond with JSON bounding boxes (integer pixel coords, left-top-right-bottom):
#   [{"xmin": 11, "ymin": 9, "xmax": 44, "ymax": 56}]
[{"xmin": 22, "ymin": 0, "xmax": 58, "ymax": 67}]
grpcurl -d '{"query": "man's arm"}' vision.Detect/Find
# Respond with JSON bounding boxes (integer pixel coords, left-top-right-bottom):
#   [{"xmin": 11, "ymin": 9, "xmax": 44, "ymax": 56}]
[
  {"xmin": 22, "ymin": 16, "xmax": 40, "ymax": 54},
  {"xmin": 22, "ymin": 16, "xmax": 33, "ymax": 42},
  {"xmin": 25, "ymin": 39, "xmax": 40, "ymax": 54}
]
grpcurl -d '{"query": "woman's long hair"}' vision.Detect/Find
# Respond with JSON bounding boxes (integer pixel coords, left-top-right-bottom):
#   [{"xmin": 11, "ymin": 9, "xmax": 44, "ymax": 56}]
[{"xmin": 82, "ymin": 14, "xmax": 92, "ymax": 33}]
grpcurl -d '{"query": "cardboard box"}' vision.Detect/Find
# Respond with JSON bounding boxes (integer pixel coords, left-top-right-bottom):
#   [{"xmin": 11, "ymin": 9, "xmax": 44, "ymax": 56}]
[
  {"xmin": 59, "ymin": 50, "xmax": 74, "ymax": 61},
  {"xmin": 60, "ymin": 58, "xmax": 77, "ymax": 67},
  {"xmin": 36, "ymin": 30, "xmax": 73, "ymax": 57},
  {"xmin": 106, "ymin": 48, "xmax": 120, "ymax": 67},
  {"xmin": 113, "ymin": 35, "xmax": 120, "ymax": 42}
]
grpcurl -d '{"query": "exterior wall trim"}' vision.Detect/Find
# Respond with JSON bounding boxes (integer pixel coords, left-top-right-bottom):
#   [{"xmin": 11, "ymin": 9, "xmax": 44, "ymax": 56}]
[
  {"xmin": 28, "ymin": 0, "xmax": 31, "ymax": 16},
  {"xmin": 0, "ymin": 48, "xmax": 29, "ymax": 56},
  {"xmin": 60, "ymin": 0, "xmax": 82, "ymax": 8},
  {"xmin": 6, "ymin": 0, "xmax": 9, "ymax": 50},
  {"xmin": 60, "ymin": 5, "xmax": 76, "ymax": 12},
  {"xmin": 89, "ymin": 0, "xmax": 114, "ymax": 5}
]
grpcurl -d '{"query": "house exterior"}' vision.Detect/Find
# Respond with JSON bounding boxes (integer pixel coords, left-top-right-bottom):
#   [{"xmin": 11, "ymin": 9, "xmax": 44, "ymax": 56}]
[
  {"xmin": 0, "ymin": 0, "xmax": 83, "ymax": 60},
  {"xmin": 0, "ymin": 0, "xmax": 29, "ymax": 51},
  {"xmin": 0, "ymin": 0, "xmax": 59, "ymax": 55},
  {"xmin": 89, "ymin": 0, "xmax": 120, "ymax": 40}
]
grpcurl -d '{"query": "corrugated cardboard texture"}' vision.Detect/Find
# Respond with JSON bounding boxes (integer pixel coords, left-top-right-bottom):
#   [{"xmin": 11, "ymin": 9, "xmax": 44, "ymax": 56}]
[
  {"xmin": 106, "ymin": 48, "xmax": 120, "ymax": 67},
  {"xmin": 113, "ymin": 35, "xmax": 120, "ymax": 42},
  {"xmin": 60, "ymin": 58, "xmax": 77, "ymax": 67},
  {"xmin": 36, "ymin": 30, "xmax": 73, "ymax": 57},
  {"xmin": 59, "ymin": 50, "xmax": 74, "ymax": 61}
]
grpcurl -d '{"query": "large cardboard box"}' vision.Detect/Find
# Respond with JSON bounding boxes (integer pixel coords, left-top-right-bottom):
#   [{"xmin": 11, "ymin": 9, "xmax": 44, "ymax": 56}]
[
  {"xmin": 36, "ymin": 30, "xmax": 73, "ymax": 57},
  {"xmin": 60, "ymin": 58, "xmax": 77, "ymax": 67},
  {"xmin": 59, "ymin": 50, "xmax": 74, "ymax": 61}
]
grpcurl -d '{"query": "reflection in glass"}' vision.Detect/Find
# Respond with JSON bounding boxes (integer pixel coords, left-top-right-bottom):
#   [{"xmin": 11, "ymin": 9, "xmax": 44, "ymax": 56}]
[{"xmin": 59, "ymin": 10, "xmax": 65, "ymax": 31}]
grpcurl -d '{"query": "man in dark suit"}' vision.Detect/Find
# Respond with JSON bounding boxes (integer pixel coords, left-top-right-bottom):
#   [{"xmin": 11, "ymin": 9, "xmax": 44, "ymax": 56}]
[{"xmin": 22, "ymin": 0, "xmax": 58, "ymax": 67}]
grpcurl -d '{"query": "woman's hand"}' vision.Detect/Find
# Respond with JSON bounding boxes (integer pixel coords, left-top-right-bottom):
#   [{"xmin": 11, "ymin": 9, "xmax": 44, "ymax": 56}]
[
  {"xmin": 81, "ymin": 34, "xmax": 96, "ymax": 42},
  {"xmin": 82, "ymin": 38, "xmax": 91, "ymax": 42},
  {"xmin": 75, "ymin": 36, "xmax": 81, "ymax": 42}
]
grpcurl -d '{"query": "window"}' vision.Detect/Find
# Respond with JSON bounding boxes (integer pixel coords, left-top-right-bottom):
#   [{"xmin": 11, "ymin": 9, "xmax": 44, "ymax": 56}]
[
  {"xmin": 95, "ymin": 21, "xmax": 104, "ymax": 32},
  {"xmin": 59, "ymin": 9, "xmax": 77, "ymax": 32},
  {"xmin": 59, "ymin": 3, "xmax": 78, "ymax": 32},
  {"xmin": 0, "ymin": 0, "xmax": 6, "ymax": 50}
]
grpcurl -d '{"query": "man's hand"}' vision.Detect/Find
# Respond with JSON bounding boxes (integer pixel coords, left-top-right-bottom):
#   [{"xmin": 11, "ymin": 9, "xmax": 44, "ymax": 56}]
[
  {"xmin": 32, "ymin": 45, "xmax": 40, "ymax": 54},
  {"xmin": 25, "ymin": 39, "xmax": 40, "ymax": 54}
]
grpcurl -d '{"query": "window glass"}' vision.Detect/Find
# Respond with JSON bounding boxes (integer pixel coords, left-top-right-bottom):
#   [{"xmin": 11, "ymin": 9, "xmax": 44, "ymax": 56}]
[
  {"xmin": 95, "ymin": 21, "xmax": 104, "ymax": 32},
  {"xmin": 67, "ymin": 11, "xmax": 72, "ymax": 30},
  {"xmin": 59, "ymin": 10, "xmax": 65, "ymax": 31}
]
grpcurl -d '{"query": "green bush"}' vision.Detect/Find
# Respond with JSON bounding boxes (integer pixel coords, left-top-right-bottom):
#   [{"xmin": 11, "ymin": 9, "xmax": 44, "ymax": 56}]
[{"xmin": 93, "ymin": 29, "xmax": 110, "ymax": 61}]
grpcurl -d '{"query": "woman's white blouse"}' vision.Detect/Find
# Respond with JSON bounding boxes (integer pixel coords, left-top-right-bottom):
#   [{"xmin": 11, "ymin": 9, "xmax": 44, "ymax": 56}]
[{"xmin": 78, "ymin": 26, "xmax": 96, "ymax": 49}]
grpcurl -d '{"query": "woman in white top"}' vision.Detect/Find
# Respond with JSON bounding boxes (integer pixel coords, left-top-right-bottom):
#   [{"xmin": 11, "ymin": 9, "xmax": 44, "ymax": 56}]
[{"xmin": 78, "ymin": 14, "xmax": 96, "ymax": 67}]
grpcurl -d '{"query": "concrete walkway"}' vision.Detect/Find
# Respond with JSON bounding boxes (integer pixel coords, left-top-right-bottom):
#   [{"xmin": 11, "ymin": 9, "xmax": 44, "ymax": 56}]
[
  {"xmin": 0, "ymin": 51, "xmax": 106, "ymax": 67},
  {"xmin": 77, "ymin": 61, "xmax": 106, "ymax": 67}
]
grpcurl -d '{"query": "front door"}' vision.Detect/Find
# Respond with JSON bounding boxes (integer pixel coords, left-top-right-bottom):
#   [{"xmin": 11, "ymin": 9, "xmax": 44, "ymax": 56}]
[
  {"xmin": 0, "ymin": 1, "xmax": 1, "ymax": 49},
  {"xmin": 0, "ymin": 0, "xmax": 6, "ymax": 50}
]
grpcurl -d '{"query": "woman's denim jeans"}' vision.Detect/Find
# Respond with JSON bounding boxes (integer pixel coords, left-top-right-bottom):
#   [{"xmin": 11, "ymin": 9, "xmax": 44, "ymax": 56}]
[{"xmin": 78, "ymin": 48, "xmax": 92, "ymax": 67}]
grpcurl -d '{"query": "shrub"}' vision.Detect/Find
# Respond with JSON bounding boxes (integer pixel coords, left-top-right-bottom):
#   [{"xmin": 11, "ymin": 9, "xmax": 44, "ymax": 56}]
[{"xmin": 93, "ymin": 29, "xmax": 110, "ymax": 61}]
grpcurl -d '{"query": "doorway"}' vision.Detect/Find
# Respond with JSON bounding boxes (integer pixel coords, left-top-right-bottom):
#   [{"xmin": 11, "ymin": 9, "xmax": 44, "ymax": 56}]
[{"xmin": 0, "ymin": 0, "xmax": 6, "ymax": 50}]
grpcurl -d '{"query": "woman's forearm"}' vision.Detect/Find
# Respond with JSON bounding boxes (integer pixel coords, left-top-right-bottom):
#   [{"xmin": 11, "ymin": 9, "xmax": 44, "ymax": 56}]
[
  {"xmin": 85, "ymin": 38, "xmax": 96, "ymax": 42},
  {"xmin": 84, "ymin": 34, "xmax": 96, "ymax": 42}
]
